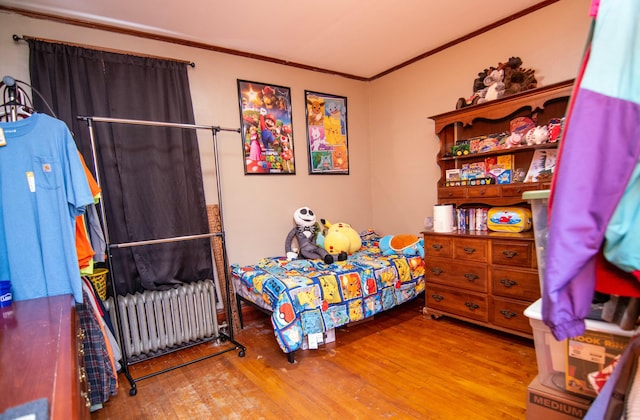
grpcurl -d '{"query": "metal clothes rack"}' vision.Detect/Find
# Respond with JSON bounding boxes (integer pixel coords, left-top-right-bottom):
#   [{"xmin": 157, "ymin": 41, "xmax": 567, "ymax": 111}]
[
  {"xmin": 78, "ymin": 115, "xmax": 246, "ymax": 396},
  {"xmin": 0, "ymin": 76, "xmax": 33, "ymax": 121}
]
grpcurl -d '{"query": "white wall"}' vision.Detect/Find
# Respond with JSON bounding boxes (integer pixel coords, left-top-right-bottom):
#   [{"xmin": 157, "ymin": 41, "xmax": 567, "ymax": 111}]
[
  {"xmin": 0, "ymin": 1, "xmax": 591, "ymax": 266},
  {"xmin": 368, "ymin": 0, "xmax": 592, "ymax": 237},
  {"xmin": 0, "ymin": 11, "xmax": 371, "ymax": 266}
]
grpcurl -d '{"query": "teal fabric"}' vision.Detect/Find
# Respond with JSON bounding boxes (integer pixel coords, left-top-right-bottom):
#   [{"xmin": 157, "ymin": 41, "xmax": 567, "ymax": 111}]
[
  {"xmin": 581, "ymin": 0, "xmax": 640, "ymax": 103},
  {"xmin": 604, "ymin": 160, "xmax": 640, "ymax": 273}
]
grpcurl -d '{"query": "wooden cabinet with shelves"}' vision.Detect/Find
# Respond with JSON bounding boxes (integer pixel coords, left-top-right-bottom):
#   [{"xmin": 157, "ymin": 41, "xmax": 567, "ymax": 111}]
[
  {"xmin": 431, "ymin": 79, "xmax": 573, "ymax": 207},
  {"xmin": 424, "ymin": 80, "xmax": 573, "ymax": 338}
]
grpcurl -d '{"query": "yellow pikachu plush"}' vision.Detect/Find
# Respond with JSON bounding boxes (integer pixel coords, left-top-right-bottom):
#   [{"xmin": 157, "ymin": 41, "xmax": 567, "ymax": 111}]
[{"xmin": 320, "ymin": 219, "xmax": 362, "ymax": 256}]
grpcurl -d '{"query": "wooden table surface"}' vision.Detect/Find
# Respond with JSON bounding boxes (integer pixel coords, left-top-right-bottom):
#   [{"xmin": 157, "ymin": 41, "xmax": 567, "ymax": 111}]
[{"xmin": 0, "ymin": 294, "xmax": 81, "ymax": 419}]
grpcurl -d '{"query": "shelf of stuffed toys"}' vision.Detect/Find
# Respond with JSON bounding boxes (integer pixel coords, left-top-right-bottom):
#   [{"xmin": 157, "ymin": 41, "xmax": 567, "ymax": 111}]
[{"xmin": 430, "ymin": 72, "xmax": 573, "ymax": 209}]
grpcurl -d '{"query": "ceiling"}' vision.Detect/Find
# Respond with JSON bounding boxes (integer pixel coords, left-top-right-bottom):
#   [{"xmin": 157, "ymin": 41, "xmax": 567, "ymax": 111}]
[{"xmin": 2, "ymin": 0, "xmax": 551, "ymax": 79}]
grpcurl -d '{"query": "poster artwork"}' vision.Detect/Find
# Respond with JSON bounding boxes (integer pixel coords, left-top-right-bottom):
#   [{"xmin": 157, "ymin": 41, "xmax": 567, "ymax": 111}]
[
  {"xmin": 305, "ymin": 91, "xmax": 349, "ymax": 175},
  {"xmin": 237, "ymin": 80, "xmax": 295, "ymax": 174}
]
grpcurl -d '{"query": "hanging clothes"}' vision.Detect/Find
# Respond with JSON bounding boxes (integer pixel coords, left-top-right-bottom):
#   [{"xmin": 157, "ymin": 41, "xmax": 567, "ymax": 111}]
[
  {"xmin": 543, "ymin": 0, "xmax": 640, "ymax": 341},
  {"xmin": 78, "ymin": 288, "xmax": 118, "ymax": 408},
  {"xmin": 0, "ymin": 112, "xmax": 94, "ymax": 303},
  {"xmin": 585, "ymin": 335, "xmax": 640, "ymax": 419},
  {"xmin": 604, "ymin": 160, "xmax": 640, "ymax": 281},
  {"xmin": 76, "ymin": 151, "xmax": 102, "ymax": 273}
]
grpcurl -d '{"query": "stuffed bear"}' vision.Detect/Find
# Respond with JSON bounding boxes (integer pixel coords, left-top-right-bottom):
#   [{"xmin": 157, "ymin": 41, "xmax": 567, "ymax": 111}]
[{"xmin": 285, "ymin": 206, "xmax": 342, "ymax": 264}]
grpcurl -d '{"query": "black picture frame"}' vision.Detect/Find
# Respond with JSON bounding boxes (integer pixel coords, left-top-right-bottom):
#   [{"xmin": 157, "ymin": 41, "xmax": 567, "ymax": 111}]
[
  {"xmin": 237, "ymin": 79, "xmax": 295, "ymax": 174},
  {"xmin": 304, "ymin": 90, "xmax": 349, "ymax": 175}
]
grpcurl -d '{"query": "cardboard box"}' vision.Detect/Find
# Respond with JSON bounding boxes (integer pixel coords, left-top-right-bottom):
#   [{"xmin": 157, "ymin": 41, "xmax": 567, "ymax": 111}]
[
  {"xmin": 566, "ymin": 329, "xmax": 630, "ymax": 398},
  {"xmin": 527, "ymin": 375, "xmax": 592, "ymax": 420},
  {"xmin": 300, "ymin": 328, "xmax": 336, "ymax": 350},
  {"xmin": 486, "ymin": 154, "xmax": 513, "ymax": 184}
]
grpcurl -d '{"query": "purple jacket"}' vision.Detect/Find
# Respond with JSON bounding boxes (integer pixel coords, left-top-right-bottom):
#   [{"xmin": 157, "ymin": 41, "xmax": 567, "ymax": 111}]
[{"xmin": 543, "ymin": 0, "xmax": 640, "ymax": 341}]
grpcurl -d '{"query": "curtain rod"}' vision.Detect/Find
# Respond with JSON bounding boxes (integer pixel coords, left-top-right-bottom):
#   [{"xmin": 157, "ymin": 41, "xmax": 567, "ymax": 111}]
[{"xmin": 12, "ymin": 34, "xmax": 195, "ymax": 68}]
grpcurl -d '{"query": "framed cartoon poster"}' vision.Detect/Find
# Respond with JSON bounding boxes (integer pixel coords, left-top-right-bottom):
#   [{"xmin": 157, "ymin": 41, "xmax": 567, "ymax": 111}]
[
  {"xmin": 237, "ymin": 80, "xmax": 295, "ymax": 174},
  {"xmin": 304, "ymin": 91, "xmax": 349, "ymax": 174}
]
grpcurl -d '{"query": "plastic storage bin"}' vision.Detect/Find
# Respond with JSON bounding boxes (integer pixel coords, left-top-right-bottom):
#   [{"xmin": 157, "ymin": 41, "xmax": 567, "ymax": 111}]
[
  {"xmin": 523, "ymin": 189, "xmax": 549, "ymax": 293},
  {"xmin": 522, "ymin": 189, "xmax": 636, "ymax": 397},
  {"xmin": 525, "ymin": 299, "xmax": 635, "ymax": 397}
]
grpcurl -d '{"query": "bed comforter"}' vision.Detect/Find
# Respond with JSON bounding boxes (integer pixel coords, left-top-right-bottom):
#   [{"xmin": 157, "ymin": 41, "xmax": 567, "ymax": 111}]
[{"xmin": 230, "ymin": 236, "xmax": 425, "ymax": 353}]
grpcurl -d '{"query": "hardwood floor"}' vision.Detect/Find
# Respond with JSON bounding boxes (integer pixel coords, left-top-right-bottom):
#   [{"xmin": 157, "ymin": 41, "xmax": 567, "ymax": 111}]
[{"xmin": 91, "ymin": 298, "xmax": 539, "ymax": 419}]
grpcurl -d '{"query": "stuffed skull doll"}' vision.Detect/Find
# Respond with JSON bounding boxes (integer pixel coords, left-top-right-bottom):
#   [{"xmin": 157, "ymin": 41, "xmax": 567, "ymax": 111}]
[{"xmin": 285, "ymin": 206, "xmax": 342, "ymax": 264}]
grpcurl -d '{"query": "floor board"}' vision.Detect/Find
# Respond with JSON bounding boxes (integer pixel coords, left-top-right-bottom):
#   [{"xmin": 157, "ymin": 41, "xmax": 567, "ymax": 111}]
[{"xmin": 91, "ymin": 298, "xmax": 538, "ymax": 419}]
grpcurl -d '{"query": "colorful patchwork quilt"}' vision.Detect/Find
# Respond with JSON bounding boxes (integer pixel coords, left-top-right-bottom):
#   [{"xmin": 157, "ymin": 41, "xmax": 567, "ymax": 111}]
[{"xmin": 230, "ymin": 235, "xmax": 425, "ymax": 353}]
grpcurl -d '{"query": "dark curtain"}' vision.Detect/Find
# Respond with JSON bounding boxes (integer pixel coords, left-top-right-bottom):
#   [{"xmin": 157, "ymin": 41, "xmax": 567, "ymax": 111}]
[{"xmin": 28, "ymin": 40, "xmax": 214, "ymax": 295}]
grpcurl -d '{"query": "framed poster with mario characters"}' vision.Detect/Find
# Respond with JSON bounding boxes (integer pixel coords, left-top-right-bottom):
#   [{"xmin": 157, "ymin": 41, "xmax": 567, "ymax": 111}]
[{"xmin": 237, "ymin": 79, "xmax": 295, "ymax": 174}]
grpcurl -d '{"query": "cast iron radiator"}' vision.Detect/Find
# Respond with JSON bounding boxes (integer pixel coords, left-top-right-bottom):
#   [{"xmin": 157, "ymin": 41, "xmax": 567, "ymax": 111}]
[{"xmin": 104, "ymin": 279, "xmax": 220, "ymax": 361}]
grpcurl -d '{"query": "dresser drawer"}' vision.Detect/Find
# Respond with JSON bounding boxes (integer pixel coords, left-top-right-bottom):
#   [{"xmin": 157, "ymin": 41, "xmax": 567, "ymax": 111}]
[
  {"xmin": 425, "ymin": 258, "xmax": 487, "ymax": 292},
  {"xmin": 467, "ymin": 185, "xmax": 500, "ymax": 198},
  {"xmin": 491, "ymin": 267, "xmax": 541, "ymax": 301},
  {"xmin": 424, "ymin": 235, "xmax": 453, "ymax": 258},
  {"xmin": 491, "ymin": 240, "xmax": 534, "ymax": 268},
  {"xmin": 490, "ymin": 297, "xmax": 533, "ymax": 334},
  {"xmin": 453, "ymin": 238, "xmax": 487, "ymax": 262},
  {"xmin": 500, "ymin": 183, "xmax": 539, "ymax": 197},
  {"xmin": 438, "ymin": 187, "xmax": 466, "ymax": 199},
  {"xmin": 427, "ymin": 284, "xmax": 488, "ymax": 322}
]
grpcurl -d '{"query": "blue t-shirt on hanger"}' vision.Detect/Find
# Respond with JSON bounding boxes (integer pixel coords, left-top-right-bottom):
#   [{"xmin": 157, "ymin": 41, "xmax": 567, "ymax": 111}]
[{"xmin": 0, "ymin": 112, "xmax": 93, "ymax": 303}]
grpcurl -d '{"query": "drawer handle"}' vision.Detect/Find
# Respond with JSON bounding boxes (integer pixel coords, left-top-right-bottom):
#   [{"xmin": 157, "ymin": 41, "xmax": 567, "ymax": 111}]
[
  {"xmin": 430, "ymin": 267, "xmax": 444, "ymax": 275},
  {"xmin": 431, "ymin": 243, "xmax": 443, "ymax": 250},
  {"xmin": 500, "ymin": 310, "xmax": 517, "ymax": 319},
  {"xmin": 464, "ymin": 273, "xmax": 479, "ymax": 282},
  {"xmin": 81, "ymin": 391, "xmax": 91, "ymax": 408},
  {"xmin": 431, "ymin": 294, "xmax": 444, "ymax": 302},
  {"xmin": 502, "ymin": 250, "xmax": 518, "ymax": 258},
  {"xmin": 463, "ymin": 247, "xmax": 476, "ymax": 254},
  {"xmin": 465, "ymin": 302, "xmax": 479, "ymax": 311},
  {"xmin": 499, "ymin": 278, "xmax": 518, "ymax": 288}
]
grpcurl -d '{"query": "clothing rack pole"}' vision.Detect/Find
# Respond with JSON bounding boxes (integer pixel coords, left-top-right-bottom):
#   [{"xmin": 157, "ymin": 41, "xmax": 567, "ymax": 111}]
[
  {"xmin": 212, "ymin": 127, "xmax": 237, "ymax": 340},
  {"xmin": 79, "ymin": 115, "xmax": 245, "ymax": 396},
  {"xmin": 83, "ymin": 117, "xmax": 139, "ymax": 392},
  {"xmin": 1, "ymin": 76, "xmax": 21, "ymax": 122},
  {"xmin": 5, "ymin": 84, "xmax": 18, "ymax": 122}
]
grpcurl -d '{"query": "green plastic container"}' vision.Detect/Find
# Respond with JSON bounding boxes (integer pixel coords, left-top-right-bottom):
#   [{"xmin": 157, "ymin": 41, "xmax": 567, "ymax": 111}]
[{"xmin": 523, "ymin": 190, "xmax": 550, "ymax": 293}]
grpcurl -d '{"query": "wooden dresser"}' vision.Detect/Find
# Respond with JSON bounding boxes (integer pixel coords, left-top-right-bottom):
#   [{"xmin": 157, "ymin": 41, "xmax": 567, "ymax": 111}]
[
  {"xmin": 423, "ymin": 230, "xmax": 540, "ymax": 338},
  {"xmin": 0, "ymin": 294, "xmax": 90, "ymax": 419}
]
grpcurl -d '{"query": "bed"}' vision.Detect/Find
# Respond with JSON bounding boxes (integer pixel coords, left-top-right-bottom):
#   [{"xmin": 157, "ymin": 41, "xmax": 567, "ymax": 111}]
[{"xmin": 230, "ymin": 233, "xmax": 425, "ymax": 362}]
